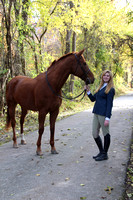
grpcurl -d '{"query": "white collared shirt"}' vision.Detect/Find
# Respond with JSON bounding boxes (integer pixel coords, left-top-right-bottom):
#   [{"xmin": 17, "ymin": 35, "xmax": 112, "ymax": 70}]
[{"xmin": 100, "ymin": 83, "xmax": 107, "ymax": 90}]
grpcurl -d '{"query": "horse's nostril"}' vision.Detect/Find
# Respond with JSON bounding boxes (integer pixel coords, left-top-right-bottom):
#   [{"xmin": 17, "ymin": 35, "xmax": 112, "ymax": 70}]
[{"xmin": 86, "ymin": 77, "xmax": 95, "ymax": 85}]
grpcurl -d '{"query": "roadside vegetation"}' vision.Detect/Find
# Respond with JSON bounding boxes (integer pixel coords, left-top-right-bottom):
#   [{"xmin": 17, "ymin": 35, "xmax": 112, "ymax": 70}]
[{"xmin": 123, "ymin": 132, "xmax": 133, "ymax": 200}]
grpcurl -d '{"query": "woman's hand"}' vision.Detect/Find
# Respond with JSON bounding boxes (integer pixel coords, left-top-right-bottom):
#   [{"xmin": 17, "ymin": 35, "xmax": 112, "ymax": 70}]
[
  {"xmin": 104, "ymin": 120, "xmax": 109, "ymax": 126},
  {"xmin": 84, "ymin": 85, "xmax": 90, "ymax": 92}
]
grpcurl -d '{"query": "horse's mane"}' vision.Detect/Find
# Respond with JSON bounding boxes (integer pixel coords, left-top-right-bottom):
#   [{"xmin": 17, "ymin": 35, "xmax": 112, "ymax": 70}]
[{"xmin": 47, "ymin": 52, "xmax": 74, "ymax": 71}]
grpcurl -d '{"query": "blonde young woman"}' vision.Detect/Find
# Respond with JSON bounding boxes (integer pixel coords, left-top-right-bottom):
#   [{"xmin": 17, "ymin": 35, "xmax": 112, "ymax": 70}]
[{"xmin": 85, "ymin": 70, "xmax": 115, "ymax": 161}]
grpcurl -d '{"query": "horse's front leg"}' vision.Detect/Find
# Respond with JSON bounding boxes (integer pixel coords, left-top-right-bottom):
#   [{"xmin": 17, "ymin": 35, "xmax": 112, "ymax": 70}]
[
  {"xmin": 50, "ymin": 109, "xmax": 59, "ymax": 154},
  {"xmin": 20, "ymin": 108, "xmax": 27, "ymax": 145},
  {"xmin": 36, "ymin": 111, "xmax": 46, "ymax": 156}
]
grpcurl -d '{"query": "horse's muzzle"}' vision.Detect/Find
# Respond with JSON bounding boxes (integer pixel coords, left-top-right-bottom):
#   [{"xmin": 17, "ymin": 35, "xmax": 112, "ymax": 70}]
[{"xmin": 85, "ymin": 77, "xmax": 94, "ymax": 85}]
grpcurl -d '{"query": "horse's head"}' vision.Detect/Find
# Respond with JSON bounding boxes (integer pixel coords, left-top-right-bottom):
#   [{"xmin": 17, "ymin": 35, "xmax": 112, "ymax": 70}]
[{"xmin": 73, "ymin": 49, "xmax": 95, "ymax": 85}]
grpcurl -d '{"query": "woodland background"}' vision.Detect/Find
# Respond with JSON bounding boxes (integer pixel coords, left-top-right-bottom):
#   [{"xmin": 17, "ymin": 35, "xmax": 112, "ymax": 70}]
[{"xmin": 0, "ymin": 0, "xmax": 133, "ymax": 116}]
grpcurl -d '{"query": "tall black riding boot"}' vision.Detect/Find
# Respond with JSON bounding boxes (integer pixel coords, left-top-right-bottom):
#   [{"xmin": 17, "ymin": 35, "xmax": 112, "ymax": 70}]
[
  {"xmin": 104, "ymin": 133, "xmax": 111, "ymax": 153},
  {"xmin": 93, "ymin": 136, "xmax": 104, "ymax": 159},
  {"xmin": 95, "ymin": 133, "xmax": 110, "ymax": 161}
]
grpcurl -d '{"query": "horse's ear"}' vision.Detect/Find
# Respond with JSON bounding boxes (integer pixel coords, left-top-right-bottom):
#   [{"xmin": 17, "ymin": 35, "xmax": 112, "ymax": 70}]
[{"xmin": 77, "ymin": 49, "xmax": 85, "ymax": 57}]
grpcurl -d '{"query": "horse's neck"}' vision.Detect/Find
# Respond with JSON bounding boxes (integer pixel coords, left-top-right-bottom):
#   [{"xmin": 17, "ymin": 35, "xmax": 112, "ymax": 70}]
[{"xmin": 48, "ymin": 59, "xmax": 73, "ymax": 91}]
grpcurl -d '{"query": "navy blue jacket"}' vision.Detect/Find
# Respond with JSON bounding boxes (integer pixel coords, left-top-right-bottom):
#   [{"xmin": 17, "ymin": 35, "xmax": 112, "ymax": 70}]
[{"xmin": 88, "ymin": 87, "xmax": 115, "ymax": 118}]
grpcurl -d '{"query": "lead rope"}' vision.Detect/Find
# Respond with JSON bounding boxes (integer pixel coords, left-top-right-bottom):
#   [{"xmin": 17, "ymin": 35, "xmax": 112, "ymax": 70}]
[{"xmin": 46, "ymin": 71, "xmax": 86, "ymax": 101}]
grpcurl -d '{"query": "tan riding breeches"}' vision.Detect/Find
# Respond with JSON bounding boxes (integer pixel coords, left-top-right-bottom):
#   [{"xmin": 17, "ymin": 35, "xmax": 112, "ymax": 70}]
[{"xmin": 92, "ymin": 114, "xmax": 109, "ymax": 138}]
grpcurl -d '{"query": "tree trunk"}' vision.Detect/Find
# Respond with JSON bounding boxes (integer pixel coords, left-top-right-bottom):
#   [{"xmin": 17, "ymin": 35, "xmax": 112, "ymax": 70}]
[
  {"xmin": 1, "ymin": 0, "xmax": 14, "ymax": 76},
  {"xmin": 65, "ymin": 29, "xmax": 72, "ymax": 54},
  {"xmin": 69, "ymin": 31, "xmax": 76, "ymax": 93},
  {"xmin": 0, "ymin": 0, "xmax": 13, "ymax": 114},
  {"xmin": 20, "ymin": 0, "xmax": 30, "ymax": 75},
  {"xmin": 0, "ymin": 70, "xmax": 10, "ymax": 116},
  {"xmin": 84, "ymin": 28, "xmax": 88, "ymax": 60}
]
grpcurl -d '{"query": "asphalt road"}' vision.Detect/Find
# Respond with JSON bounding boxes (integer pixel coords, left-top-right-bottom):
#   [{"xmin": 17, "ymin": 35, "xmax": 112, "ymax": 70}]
[{"xmin": 0, "ymin": 92, "xmax": 133, "ymax": 200}]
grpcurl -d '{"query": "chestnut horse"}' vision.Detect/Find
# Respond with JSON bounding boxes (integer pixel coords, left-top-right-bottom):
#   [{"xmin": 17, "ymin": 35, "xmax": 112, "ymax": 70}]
[{"xmin": 6, "ymin": 49, "xmax": 94, "ymax": 155}]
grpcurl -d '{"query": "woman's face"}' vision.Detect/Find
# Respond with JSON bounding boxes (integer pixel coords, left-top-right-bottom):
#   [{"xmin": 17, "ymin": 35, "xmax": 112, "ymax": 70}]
[{"xmin": 103, "ymin": 72, "xmax": 110, "ymax": 83}]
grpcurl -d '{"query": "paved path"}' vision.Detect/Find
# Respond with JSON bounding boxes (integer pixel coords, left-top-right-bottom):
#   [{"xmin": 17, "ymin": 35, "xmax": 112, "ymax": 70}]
[{"xmin": 0, "ymin": 93, "xmax": 133, "ymax": 200}]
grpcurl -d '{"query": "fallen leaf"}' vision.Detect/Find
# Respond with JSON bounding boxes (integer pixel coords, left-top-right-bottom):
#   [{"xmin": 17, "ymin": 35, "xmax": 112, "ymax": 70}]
[
  {"xmin": 104, "ymin": 186, "xmax": 114, "ymax": 194},
  {"xmin": 65, "ymin": 177, "xmax": 70, "ymax": 181},
  {"xmin": 127, "ymin": 193, "xmax": 133, "ymax": 198},
  {"xmin": 62, "ymin": 134, "xmax": 67, "ymax": 136},
  {"xmin": 80, "ymin": 197, "xmax": 87, "ymax": 199},
  {"xmin": 36, "ymin": 174, "xmax": 40, "ymax": 176},
  {"xmin": 80, "ymin": 183, "xmax": 85, "ymax": 186},
  {"xmin": 121, "ymin": 163, "xmax": 126, "ymax": 166},
  {"xmin": 122, "ymin": 149, "xmax": 127, "ymax": 151},
  {"xmin": 40, "ymin": 156, "xmax": 44, "ymax": 159},
  {"xmin": 57, "ymin": 163, "xmax": 63, "ymax": 166},
  {"xmin": 80, "ymin": 156, "xmax": 84, "ymax": 158}
]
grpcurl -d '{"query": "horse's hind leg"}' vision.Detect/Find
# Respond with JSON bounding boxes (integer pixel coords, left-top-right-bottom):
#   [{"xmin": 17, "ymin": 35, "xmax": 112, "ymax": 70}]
[
  {"xmin": 50, "ymin": 109, "xmax": 59, "ymax": 154},
  {"xmin": 9, "ymin": 103, "xmax": 18, "ymax": 148},
  {"xmin": 20, "ymin": 108, "xmax": 27, "ymax": 145}
]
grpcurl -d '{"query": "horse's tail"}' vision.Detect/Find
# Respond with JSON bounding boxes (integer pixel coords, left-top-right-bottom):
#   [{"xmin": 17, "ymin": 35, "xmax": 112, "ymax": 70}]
[
  {"xmin": 5, "ymin": 105, "xmax": 11, "ymax": 130},
  {"xmin": 5, "ymin": 76, "xmax": 21, "ymax": 130},
  {"xmin": 5, "ymin": 78, "xmax": 17, "ymax": 130}
]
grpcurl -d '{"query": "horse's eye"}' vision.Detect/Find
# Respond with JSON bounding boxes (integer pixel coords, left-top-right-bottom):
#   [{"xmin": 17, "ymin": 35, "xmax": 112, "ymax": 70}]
[{"xmin": 84, "ymin": 62, "xmax": 86, "ymax": 66}]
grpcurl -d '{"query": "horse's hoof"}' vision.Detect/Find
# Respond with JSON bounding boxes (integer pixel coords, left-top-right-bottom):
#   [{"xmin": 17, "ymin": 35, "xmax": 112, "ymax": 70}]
[
  {"xmin": 13, "ymin": 143, "xmax": 19, "ymax": 148},
  {"xmin": 51, "ymin": 150, "xmax": 59, "ymax": 154},
  {"xmin": 36, "ymin": 151, "xmax": 43, "ymax": 156},
  {"xmin": 21, "ymin": 140, "xmax": 27, "ymax": 145}
]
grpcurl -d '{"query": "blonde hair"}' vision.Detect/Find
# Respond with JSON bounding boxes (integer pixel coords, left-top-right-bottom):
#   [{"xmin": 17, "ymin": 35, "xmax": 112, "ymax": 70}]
[{"xmin": 95, "ymin": 70, "xmax": 114, "ymax": 94}]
